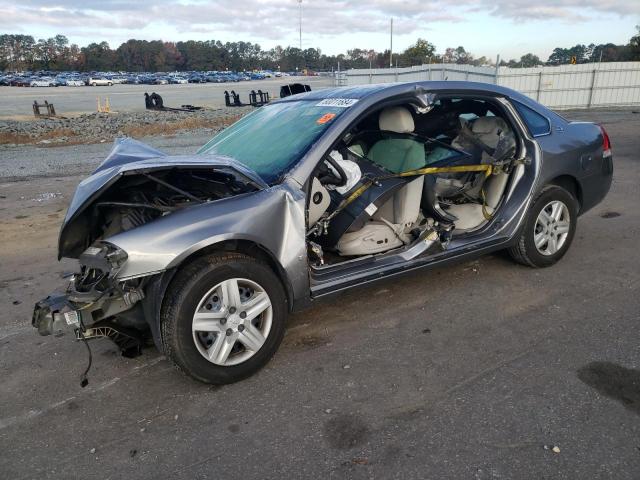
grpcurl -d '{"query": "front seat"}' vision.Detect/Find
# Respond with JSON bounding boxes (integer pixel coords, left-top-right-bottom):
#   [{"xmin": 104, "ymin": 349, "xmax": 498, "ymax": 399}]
[{"xmin": 337, "ymin": 106, "xmax": 425, "ymax": 256}]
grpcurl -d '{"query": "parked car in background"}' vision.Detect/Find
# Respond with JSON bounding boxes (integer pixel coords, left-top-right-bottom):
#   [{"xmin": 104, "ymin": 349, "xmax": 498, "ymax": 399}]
[
  {"xmin": 65, "ymin": 79, "xmax": 85, "ymax": 87},
  {"xmin": 87, "ymin": 77, "xmax": 113, "ymax": 86},
  {"xmin": 30, "ymin": 78, "xmax": 56, "ymax": 87},
  {"xmin": 169, "ymin": 76, "xmax": 188, "ymax": 84},
  {"xmin": 13, "ymin": 77, "xmax": 34, "ymax": 87}
]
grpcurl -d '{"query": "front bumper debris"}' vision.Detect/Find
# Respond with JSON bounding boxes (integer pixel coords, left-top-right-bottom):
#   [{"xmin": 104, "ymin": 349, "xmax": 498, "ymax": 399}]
[{"xmin": 32, "ymin": 293, "xmax": 81, "ymax": 336}]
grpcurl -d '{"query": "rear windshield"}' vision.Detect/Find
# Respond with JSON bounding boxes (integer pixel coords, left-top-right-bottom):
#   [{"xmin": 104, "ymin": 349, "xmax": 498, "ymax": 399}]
[{"xmin": 198, "ymin": 100, "xmax": 347, "ymax": 183}]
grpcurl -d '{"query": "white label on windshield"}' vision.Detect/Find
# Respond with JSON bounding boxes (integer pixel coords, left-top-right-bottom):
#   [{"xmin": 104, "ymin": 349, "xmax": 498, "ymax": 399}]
[{"xmin": 315, "ymin": 98, "xmax": 358, "ymax": 108}]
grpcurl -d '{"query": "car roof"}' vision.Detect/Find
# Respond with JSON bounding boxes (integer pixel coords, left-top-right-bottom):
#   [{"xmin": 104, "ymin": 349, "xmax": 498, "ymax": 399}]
[
  {"xmin": 276, "ymin": 80, "xmax": 559, "ymax": 120},
  {"xmin": 283, "ymin": 81, "xmax": 525, "ymax": 101}
]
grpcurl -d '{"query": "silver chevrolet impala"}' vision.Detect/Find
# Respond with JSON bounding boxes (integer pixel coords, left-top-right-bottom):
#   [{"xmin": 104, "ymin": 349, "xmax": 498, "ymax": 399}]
[{"xmin": 33, "ymin": 81, "xmax": 613, "ymax": 384}]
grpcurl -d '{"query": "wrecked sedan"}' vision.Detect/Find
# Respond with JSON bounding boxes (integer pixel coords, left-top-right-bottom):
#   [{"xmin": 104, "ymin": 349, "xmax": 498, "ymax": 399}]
[{"xmin": 33, "ymin": 82, "xmax": 613, "ymax": 384}]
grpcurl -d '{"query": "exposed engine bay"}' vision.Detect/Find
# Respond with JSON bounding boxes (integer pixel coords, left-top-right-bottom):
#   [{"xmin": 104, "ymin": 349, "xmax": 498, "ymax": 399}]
[{"xmin": 60, "ymin": 167, "xmax": 259, "ymax": 258}]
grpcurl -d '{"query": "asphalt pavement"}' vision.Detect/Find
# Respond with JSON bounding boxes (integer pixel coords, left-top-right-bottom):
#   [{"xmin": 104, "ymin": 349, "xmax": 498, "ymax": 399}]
[{"xmin": 0, "ymin": 108, "xmax": 639, "ymax": 479}]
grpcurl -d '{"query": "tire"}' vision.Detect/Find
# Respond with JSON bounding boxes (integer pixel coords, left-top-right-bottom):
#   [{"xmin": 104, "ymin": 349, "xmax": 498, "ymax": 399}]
[
  {"xmin": 508, "ymin": 184, "xmax": 578, "ymax": 268},
  {"xmin": 107, "ymin": 82, "xmax": 112, "ymax": 86},
  {"xmin": 161, "ymin": 252, "xmax": 287, "ymax": 384},
  {"xmin": 91, "ymin": 83, "xmax": 96, "ymax": 86}
]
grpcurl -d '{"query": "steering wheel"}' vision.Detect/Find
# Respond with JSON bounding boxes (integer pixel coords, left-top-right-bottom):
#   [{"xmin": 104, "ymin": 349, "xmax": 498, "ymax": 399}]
[{"xmin": 320, "ymin": 154, "xmax": 348, "ymax": 187}]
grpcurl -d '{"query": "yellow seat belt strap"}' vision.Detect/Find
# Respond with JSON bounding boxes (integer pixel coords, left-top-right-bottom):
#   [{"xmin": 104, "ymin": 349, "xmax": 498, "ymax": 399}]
[{"xmin": 327, "ymin": 163, "xmax": 493, "ymax": 221}]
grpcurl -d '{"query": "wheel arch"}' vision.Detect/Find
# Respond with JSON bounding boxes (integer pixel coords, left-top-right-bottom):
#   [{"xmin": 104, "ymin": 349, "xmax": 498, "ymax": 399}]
[
  {"xmin": 141, "ymin": 239, "xmax": 296, "ymax": 353},
  {"xmin": 548, "ymin": 175, "xmax": 583, "ymax": 213},
  {"xmin": 166, "ymin": 239, "xmax": 294, "ymax": 313}
]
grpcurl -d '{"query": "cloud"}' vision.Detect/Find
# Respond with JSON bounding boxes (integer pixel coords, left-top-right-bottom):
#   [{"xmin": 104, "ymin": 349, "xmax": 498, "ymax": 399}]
[{"xmin": 0, "ymin": 0, "xmax": 637, "ymax": 44}]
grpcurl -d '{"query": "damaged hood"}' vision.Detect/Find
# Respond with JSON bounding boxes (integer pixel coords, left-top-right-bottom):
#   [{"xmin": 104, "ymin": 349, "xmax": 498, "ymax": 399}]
[
  {"xmin": 59, "ymin": 138, "xmax": 269, "ymax": 259},
  {"xmin": 63, "ymin": 137, "xmax": 268, "ymax": 226}
]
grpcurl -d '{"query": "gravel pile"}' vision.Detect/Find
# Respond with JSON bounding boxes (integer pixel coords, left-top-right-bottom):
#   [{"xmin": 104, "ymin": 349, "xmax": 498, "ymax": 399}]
[{"xmin": 0, "ymin": 106, "xmax": 254, "ymax": 145}]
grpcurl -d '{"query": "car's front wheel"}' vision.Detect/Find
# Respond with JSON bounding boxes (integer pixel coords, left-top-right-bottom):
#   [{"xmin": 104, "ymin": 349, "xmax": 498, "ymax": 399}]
[
  {"xmin": 508, "ymin": 185, "xmax": 578, "ymax": 268},
  {"xmin": 161, "ymin": 253, "xmax": 287, "ymax": 384}
]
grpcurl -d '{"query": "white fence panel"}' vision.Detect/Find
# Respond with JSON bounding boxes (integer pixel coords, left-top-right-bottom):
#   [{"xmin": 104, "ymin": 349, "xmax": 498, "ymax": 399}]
[{"xmin": 340, "ymin": 61, "xmax": 640, "ymax": 109}]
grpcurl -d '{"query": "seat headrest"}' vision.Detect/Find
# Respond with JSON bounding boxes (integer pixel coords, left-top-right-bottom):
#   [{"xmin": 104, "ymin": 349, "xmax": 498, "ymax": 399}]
[
  {"xmin": 471, "ymin": 116, "xmax": 509, "ymax": 135},
  {"xmin": 379, "ymin": 106, "xmax": 414, "ymax": 134}
]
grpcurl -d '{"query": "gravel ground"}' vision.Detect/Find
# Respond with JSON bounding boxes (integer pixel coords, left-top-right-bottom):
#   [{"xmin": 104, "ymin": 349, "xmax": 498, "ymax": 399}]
[
  {"xmin": 0, "ymin": 108, "xmax": 638, "ymax": 479},
  {"xmin": 0, "ymin": 106, "xmax": 253, "ymax": 146}
]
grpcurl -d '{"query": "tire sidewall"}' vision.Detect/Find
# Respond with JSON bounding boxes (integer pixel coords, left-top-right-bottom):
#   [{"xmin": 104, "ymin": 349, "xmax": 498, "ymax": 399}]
[
  {"xmin": 521, "ymin": 185, "xmax": 578, "ymax": 267},
  {"xmin": 165, "ymin": 257, "xmax": 287, "ymax": 384}
]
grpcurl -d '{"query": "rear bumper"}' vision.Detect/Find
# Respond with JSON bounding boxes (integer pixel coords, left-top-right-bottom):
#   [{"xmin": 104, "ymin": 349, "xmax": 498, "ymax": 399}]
[{"xmin": 579, "ymin": 154, "xmax": 613, "ymax": 215}]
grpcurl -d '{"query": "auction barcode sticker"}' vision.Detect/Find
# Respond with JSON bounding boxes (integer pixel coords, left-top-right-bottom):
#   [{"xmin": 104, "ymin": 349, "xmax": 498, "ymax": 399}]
[{"xmin": 315, "ymin": 98, "xmax": 358, "ymax": 108}]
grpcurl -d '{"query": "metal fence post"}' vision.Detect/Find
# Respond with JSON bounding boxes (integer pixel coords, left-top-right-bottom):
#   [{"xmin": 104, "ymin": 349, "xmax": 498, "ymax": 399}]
[
  {"xmin": 587, "ymin": 69, "xmax": 597, "ymax": 108},
  {"xmin": 536, "ymin": 71, "xmax": 543, "ymax": 101}
]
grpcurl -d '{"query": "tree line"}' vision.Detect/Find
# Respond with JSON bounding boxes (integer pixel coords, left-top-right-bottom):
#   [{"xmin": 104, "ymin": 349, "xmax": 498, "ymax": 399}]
[{"xmin": 1, "ymin": 28, "xmax": 639, "ymax": 73}]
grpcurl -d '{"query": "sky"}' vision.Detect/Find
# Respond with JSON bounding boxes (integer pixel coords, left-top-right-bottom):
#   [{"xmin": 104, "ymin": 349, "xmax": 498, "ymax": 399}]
[{"xmin": 0, "ymin": 0, "xmax": 638, "ymax": 61}]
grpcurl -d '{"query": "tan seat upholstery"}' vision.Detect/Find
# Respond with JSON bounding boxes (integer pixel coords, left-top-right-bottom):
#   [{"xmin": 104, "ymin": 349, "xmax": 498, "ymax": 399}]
[
  {"xmin": 444, "ymin": 116, "xmax": 515, "ymax": 231},
  {"xmin": 337, "ymin": 107, "xmax": 425, "ymax": 256}
]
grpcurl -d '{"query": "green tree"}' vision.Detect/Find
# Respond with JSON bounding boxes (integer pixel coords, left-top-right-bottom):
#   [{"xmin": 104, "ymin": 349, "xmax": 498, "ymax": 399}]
[{"xmin": 402, "ymin": 38, "xmax": 436, "ymax": 66}]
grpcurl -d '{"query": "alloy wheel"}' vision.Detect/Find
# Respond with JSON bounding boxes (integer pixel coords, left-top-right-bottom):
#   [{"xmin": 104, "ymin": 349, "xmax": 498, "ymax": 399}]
[
  {"xmin": 192, "ymin": 278, "xmax": 272, "ymax": 366},
  {"xmin": 534, "ymin": 200, "xmax": 571, "ymax": 256}
]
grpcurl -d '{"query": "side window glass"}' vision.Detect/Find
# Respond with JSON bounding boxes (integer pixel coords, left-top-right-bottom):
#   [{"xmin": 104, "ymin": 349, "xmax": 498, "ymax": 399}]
[
  {"xmin": 513, "ymin": 101, "xmax": 550, "ymax": 136},
  {"xmin": 459, "ymin": 113, "xmax": 478, "ymax": 122}
]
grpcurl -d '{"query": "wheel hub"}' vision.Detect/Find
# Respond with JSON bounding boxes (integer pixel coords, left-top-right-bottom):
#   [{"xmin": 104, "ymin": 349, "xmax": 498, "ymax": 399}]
[
  {"xmin": 191, "ymin": 278, "xmax": 273, "ymax": 366},
  {"xmin": 534, "ymin": 200, "xmax": 570, "ymax": 256}
]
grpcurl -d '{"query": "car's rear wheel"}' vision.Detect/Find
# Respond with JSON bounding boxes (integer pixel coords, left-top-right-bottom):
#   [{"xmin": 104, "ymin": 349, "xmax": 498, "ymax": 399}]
[
  {"xmin": 161, "ymin": 252, "xmax": 287, "ymax": 384},
  {"xmin": 508, "ymin": 185, "xmax": 578, "ymax": 268}
]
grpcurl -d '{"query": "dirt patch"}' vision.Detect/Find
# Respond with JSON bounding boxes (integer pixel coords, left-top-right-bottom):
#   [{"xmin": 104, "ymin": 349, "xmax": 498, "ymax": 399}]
[
  {"xmin": 0, "ymin": 107, "xmax": 251, "ymax": 146},
  {"xmin": 121, "ymin": 115, "xmax": 241, "ymax": 139},
  {"xmin": 0, "ymin": 128, "xmax": 77, "ymax": 145}
]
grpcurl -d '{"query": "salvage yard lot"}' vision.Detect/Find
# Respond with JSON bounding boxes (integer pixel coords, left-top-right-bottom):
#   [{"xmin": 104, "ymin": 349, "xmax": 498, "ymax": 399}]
[
  {"xmin": 0, "ymin": 76, "xmax": 332, "ymax": 119},
  {"xmin": 0, "ymin": 108, "xmax": 639, "ymax": 479}
]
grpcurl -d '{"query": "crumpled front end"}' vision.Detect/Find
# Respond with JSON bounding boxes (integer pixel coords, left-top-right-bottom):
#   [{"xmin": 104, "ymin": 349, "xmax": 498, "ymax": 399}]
[
  {"xmin": 33, "ymin": 137, "xmax": 270, "ymax": 354},
  {"xmin": 32, "ymin": 242, "xmax": 145, "ymax": 341}
]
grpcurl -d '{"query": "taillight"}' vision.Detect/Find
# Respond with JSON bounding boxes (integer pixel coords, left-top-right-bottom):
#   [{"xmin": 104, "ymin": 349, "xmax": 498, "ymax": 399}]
[{"xmin": 599, "ymin": 125, "xmax": 612, "ymax": 158}]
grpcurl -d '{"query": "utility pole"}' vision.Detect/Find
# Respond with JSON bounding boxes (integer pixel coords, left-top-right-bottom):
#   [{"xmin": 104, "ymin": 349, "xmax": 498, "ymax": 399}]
[
  {"xmin": 298, "ymin": 0, "xmax": 303, "ymax": 51},
  {"xmin": 389, "ymin": 18, "xmax": 393, "ymax": 68}
]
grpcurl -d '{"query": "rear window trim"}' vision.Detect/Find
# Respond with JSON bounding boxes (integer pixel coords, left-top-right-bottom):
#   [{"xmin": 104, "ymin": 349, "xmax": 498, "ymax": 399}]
[{"xmin": 511, "ymin": 100, "xmax": 552, "ymax": 138}]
